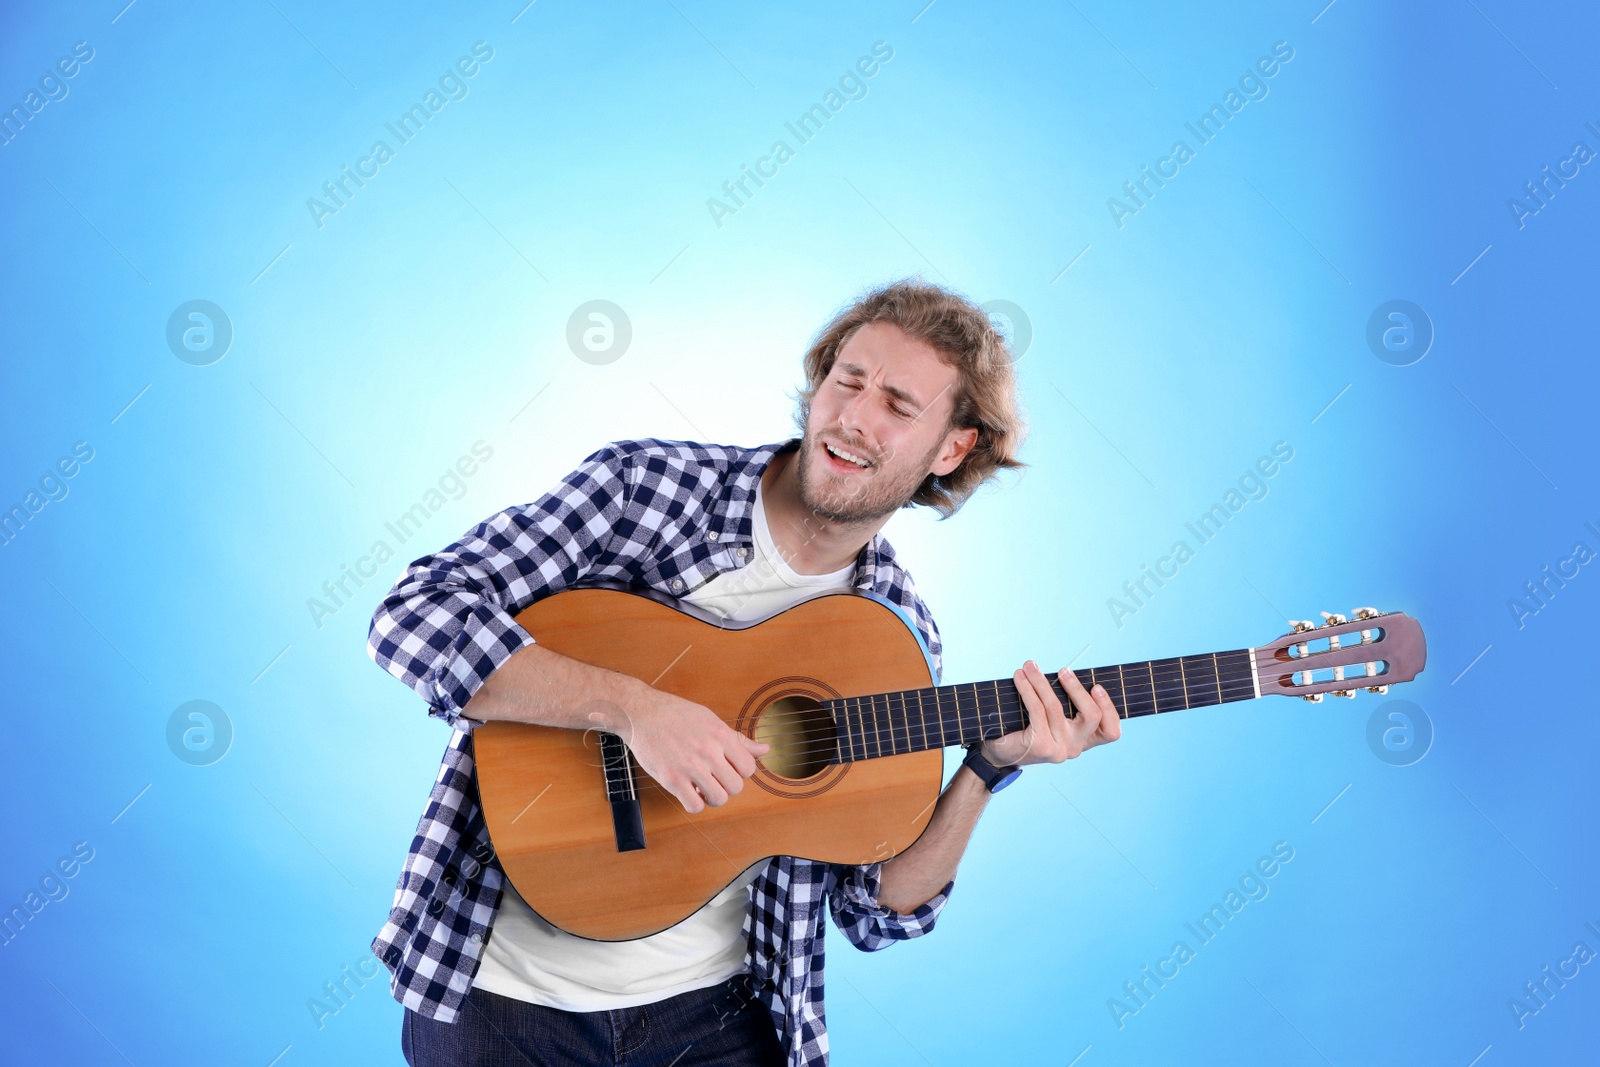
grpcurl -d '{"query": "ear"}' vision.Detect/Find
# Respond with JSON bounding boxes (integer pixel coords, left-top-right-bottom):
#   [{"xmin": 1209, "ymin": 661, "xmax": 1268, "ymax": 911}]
[{"xmin": 930, "ymin": 425, "xmax": 978, "ymax": 477}]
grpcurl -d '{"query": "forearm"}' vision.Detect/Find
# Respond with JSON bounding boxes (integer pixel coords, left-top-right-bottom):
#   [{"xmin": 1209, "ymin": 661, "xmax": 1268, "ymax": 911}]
[
  {"xmin": 461, "ymin": 642, "xmax": 643, "ymax": 735},
  {"xmin": 875, "ymin": 763, "xmax": 991, "ymax": 913}
]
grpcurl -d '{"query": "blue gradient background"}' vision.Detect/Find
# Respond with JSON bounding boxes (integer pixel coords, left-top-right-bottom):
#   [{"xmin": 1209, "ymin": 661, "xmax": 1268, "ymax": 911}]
[{"xmin": 2, "ymin": 1, "xmax": 1595, "ymax": 1063}]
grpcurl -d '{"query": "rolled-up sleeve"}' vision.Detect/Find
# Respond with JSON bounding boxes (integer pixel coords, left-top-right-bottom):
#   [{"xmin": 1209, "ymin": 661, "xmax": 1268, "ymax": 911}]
[
  {"xmin": 827, "ymin": 861, "xmax": 954, "ymax": 951},
  {"xmin": 365, "ymin": 444, "xmax": 632, "ymax": 727}
]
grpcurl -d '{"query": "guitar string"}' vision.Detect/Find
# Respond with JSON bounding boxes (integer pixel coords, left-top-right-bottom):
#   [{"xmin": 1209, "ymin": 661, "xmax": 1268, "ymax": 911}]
[
  {"xmin": 602, "ymin": 674, "xmax": 1263, "ymax": 802},
  {"xmin": 593, "ymin": 665, "xmax": 1270, "ymax": 774},
  {"xmin": 592, "ymin": 649, "xmax": 1378, "ymax": 773},
  {"xmin": 603, "ymin": 646, "xmax": 1362, "ymax": 758},
  {"xmin": 616, "ymin": 655, "xmax": 1291, "ymax": 766},
  {"xmin": 588, "ymin": 655, "xmax": 1388, "ymax": 803}
]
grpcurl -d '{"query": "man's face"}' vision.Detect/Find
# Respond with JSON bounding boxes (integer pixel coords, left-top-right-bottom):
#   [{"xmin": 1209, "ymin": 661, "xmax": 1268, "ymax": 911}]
[{"xmin": 795, "ymin": 320, "xmax": 975, "ymax": 525}]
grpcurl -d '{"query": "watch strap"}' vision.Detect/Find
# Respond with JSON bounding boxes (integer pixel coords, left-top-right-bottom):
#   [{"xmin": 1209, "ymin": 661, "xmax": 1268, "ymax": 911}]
[{"xmin": 962, "ymin": 743, "xmax": 1022, "ymax": 794}]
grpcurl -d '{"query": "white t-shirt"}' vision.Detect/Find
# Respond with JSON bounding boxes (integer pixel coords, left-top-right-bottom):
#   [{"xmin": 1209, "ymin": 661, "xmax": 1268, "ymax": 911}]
[{"xmin": 471, "ymin": 477, "xmax": 856, "ymax": 1010}]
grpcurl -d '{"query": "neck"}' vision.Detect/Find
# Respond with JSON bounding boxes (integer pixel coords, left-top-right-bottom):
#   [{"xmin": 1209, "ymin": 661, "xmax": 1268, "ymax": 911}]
[
  {"xmin": 828, "ymin": 648, "xmax": 1262, "ymax": 762},
  {"xmin": 761, "ymin": 446, "xmax": 886, "ymax": 575}
]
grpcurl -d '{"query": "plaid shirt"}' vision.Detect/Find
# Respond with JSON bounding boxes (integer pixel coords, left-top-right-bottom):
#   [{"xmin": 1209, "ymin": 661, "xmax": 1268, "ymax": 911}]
[{"xmin": 365, "ymin": 437, "xmax": 956, "ymax": 1066}]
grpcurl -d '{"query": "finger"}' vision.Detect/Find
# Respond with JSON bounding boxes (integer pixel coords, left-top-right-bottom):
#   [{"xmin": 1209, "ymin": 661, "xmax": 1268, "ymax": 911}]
[
  {"xmin": 1057, "ymin": 667, "xmax": 1097, "ymax": 720},
  {"xmin": 709, "ymin": 756, "xmax": 745, "ymax": 799},
  {"xmin": 1093, "ymin": 685, "xmax": 1123, "ymax": 742},
  {"xmin": 726, "ymin": 735, "xmax": 758, "ymax": 777},
  {"xmin": 1057, "ymin": 671, "xmax": 1113, "ymax": 758},
  {"xmin": 1009, "ymin": 664, "xmax": 1049, "ymax": 760},
  {"xmin": 1039, "ymin": 663, "xmax": 1076, "ymax": 741},
  {"xmin": 693, "ymin": 771, "xmax": 730, "ymax": 808},
  {"xmin": 671, "ymin": 775, "xmax": 705, "ymax": 814},
  {"xmin": 1015, "ymin": 661, "xmax": 1069, "ymax": 763}
]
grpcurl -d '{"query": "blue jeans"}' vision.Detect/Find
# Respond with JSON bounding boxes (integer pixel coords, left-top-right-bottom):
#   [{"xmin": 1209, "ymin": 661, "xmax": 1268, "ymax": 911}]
[{"xmin": 402, "ymin": 972, "xmax": 787, "ymax": 1066}]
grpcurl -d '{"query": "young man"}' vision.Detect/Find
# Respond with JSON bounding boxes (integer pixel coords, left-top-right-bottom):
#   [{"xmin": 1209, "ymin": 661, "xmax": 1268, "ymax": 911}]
[{"xmin": 365, "ymin": 279, "xmax": 1124, "ymax": 1066}]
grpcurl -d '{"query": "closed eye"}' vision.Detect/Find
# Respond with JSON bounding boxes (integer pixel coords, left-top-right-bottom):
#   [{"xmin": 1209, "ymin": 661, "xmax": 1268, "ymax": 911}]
[{"xmin": 833, "ymin": 373, "xmax": 918, "ymax": 418}]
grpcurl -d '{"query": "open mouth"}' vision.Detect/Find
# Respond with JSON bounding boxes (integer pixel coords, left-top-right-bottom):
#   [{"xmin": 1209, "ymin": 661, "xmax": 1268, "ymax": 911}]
[{"xmin": 820, "ymin": 439, "xmax": 872, "ymax": 473}]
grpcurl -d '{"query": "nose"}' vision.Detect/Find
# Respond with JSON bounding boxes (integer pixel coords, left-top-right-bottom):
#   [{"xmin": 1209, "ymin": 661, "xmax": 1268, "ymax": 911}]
[{"xmin": 835, "ymin": 384, "xmax": 871, "ymax": 443}]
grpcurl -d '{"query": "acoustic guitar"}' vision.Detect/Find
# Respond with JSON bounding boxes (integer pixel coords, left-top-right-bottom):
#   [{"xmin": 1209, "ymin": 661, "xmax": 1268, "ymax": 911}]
[{"xmin": 474, "ymin": 583, "xmax": 1426, "ymax": 940}]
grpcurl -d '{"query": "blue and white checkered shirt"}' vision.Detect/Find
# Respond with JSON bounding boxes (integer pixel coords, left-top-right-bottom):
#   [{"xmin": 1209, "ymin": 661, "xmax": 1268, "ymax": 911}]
[{"xmin": 365, "ymin": 437, "xmax": 955, "ymax": 1066}]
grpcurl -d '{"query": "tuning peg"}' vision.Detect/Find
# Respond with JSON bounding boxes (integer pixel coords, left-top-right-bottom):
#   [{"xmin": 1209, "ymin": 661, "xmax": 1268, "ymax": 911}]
[
  {"xmin": 1302, "ymin": 692, "xmax": 1324, "ymax": 703},
  {"xmin": 1331, "ymin": 689, "xmax": 1357, "ymax": 698},
  {"xmin": 1290, "ymin": 619, "xmax": 1316, "ymax": 633},
  {"xmin": 1353, "ymin": 606, "xmax": 1381, "ymax": 620},
  {"xmin": 1320, "ymin": 612, "xmax": 1347, "ymax": 627},
  {"xmin": 1366, "ymin": 685, "xmax": 1389, "ymax": 694}
]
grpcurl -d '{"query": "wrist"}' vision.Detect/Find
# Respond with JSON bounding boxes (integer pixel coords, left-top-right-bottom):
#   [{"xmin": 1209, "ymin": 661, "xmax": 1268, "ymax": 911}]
[
  {"xmin": 977, "ymin": 739, "xmax": 1011, "ymax": 767},
  {"xmin": 961, "ymin": 742, "xmax": 1023, "ymax": 794},
  {"xmin": 591, "ymin": 672, "xmax": 652, "ymax": 738}
]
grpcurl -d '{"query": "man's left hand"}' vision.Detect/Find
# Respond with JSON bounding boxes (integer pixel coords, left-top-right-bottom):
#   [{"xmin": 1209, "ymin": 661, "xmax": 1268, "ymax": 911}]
[{"xmin": 979, "ymin": 660, "xmax": 1122, "ymax": 768}]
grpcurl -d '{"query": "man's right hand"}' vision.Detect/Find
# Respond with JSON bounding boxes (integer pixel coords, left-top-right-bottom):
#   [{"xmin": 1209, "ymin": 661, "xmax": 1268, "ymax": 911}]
[
  {"xmin": 461, "ymin": 642, "xmax": 770, "ymax": 815},
  {"xmin": 605, "ymin": 686, "xmax": 770, "ymax": 814}
]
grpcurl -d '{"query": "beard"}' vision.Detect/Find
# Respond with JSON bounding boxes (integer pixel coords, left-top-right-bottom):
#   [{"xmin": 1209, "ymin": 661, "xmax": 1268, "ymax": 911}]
[{"xmin": 793, "ymin": 428, "xmax": 944, "ymax": 526}]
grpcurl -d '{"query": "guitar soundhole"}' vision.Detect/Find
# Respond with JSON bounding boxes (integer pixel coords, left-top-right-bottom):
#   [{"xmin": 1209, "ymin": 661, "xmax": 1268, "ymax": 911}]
[{"xmin": 754, "ymin": 696, "xmax": 837, "ymax": 781}]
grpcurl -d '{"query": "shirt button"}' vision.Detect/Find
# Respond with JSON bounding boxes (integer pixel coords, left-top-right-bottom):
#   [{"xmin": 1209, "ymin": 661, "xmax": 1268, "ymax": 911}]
[
  {"xmin": 707, "ymin": 531, "xmax": 719, "ymax": 541},
  {"xmin": 670, "ymin": 578, "xmax": 685, "ymax": 591},
  {"xmin": 737, "ymin": 547, "xmax": 749, "ymax": 559}
]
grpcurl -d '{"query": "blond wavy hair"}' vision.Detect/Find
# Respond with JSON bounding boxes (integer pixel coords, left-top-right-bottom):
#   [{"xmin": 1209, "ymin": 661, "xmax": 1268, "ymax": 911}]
[{"xmin": 795, "ymin": 278, "xmax": 1027, "ymax": 518}]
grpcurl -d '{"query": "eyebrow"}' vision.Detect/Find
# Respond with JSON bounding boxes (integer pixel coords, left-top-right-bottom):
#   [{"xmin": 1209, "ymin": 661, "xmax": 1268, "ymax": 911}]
[{"xmin": 835, "ymin": 361, "xmax": 924, "ymax": 411}]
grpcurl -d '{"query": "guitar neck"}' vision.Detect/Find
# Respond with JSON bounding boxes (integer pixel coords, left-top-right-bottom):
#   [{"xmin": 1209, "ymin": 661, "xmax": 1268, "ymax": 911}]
[{"xmin": 824, "ymin": 648, "xmax": 1259, "ymax": 763}]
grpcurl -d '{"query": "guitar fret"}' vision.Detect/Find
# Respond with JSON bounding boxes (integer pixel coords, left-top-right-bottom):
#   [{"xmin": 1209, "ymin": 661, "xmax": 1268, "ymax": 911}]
[
  {"xmin": 1151, "ymin": 658, "xmax": 1185, "ymax": 714},
  {"xmin": 868, "ymin": 695, "xmax": 882, "ymax": 759},
  {"xmin": 1182, "ymin": 653, "xmax": 1218, "ymax": 710},
  {"xmin": 1213, "ymin": 651, "xmax": 1223, "ymax": 705},
  {"xmin": 1118, "ymin": 661, "xmax": 1153, "ymax": 717},
  {"xmin": 835, "ymin": 699, "xmax": 850, "ymax": 762},
  {"xmin": 858, "ymin": 697, "xmax": 870, "ymax": 760},
  {"xmin": 933, "ymin": 688, "xmax": 952, "ymax": 747}
]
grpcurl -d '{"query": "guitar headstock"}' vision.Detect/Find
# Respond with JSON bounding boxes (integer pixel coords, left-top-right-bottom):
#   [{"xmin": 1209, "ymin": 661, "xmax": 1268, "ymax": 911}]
[{"xmin": 1253, "ymin": 607, "xmax": 1427, "ymax": 702}]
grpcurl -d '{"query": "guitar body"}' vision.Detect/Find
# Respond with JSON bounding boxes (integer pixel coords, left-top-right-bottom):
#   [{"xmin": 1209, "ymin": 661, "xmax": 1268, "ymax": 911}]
[{"xmin": 474, "ymin": 584, "xmax": 942, "ymax": 942}]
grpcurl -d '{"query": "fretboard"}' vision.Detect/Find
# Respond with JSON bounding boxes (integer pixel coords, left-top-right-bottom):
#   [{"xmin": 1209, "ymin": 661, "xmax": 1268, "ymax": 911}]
[{"xmin": 823, "ymin": 649, "xmax": 1258, "ymax": 763}]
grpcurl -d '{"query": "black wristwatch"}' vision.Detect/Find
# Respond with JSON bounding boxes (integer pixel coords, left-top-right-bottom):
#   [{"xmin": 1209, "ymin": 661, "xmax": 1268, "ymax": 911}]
[{"xmin": 961, "ymin": 743, "xmax": 1022, "ymax": 794}]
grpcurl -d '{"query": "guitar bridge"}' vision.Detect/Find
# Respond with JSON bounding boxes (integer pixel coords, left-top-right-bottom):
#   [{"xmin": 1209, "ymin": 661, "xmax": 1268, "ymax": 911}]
[{"xmin": 600, "ymin": 732, "xmax": 646, "ymax": 852}]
